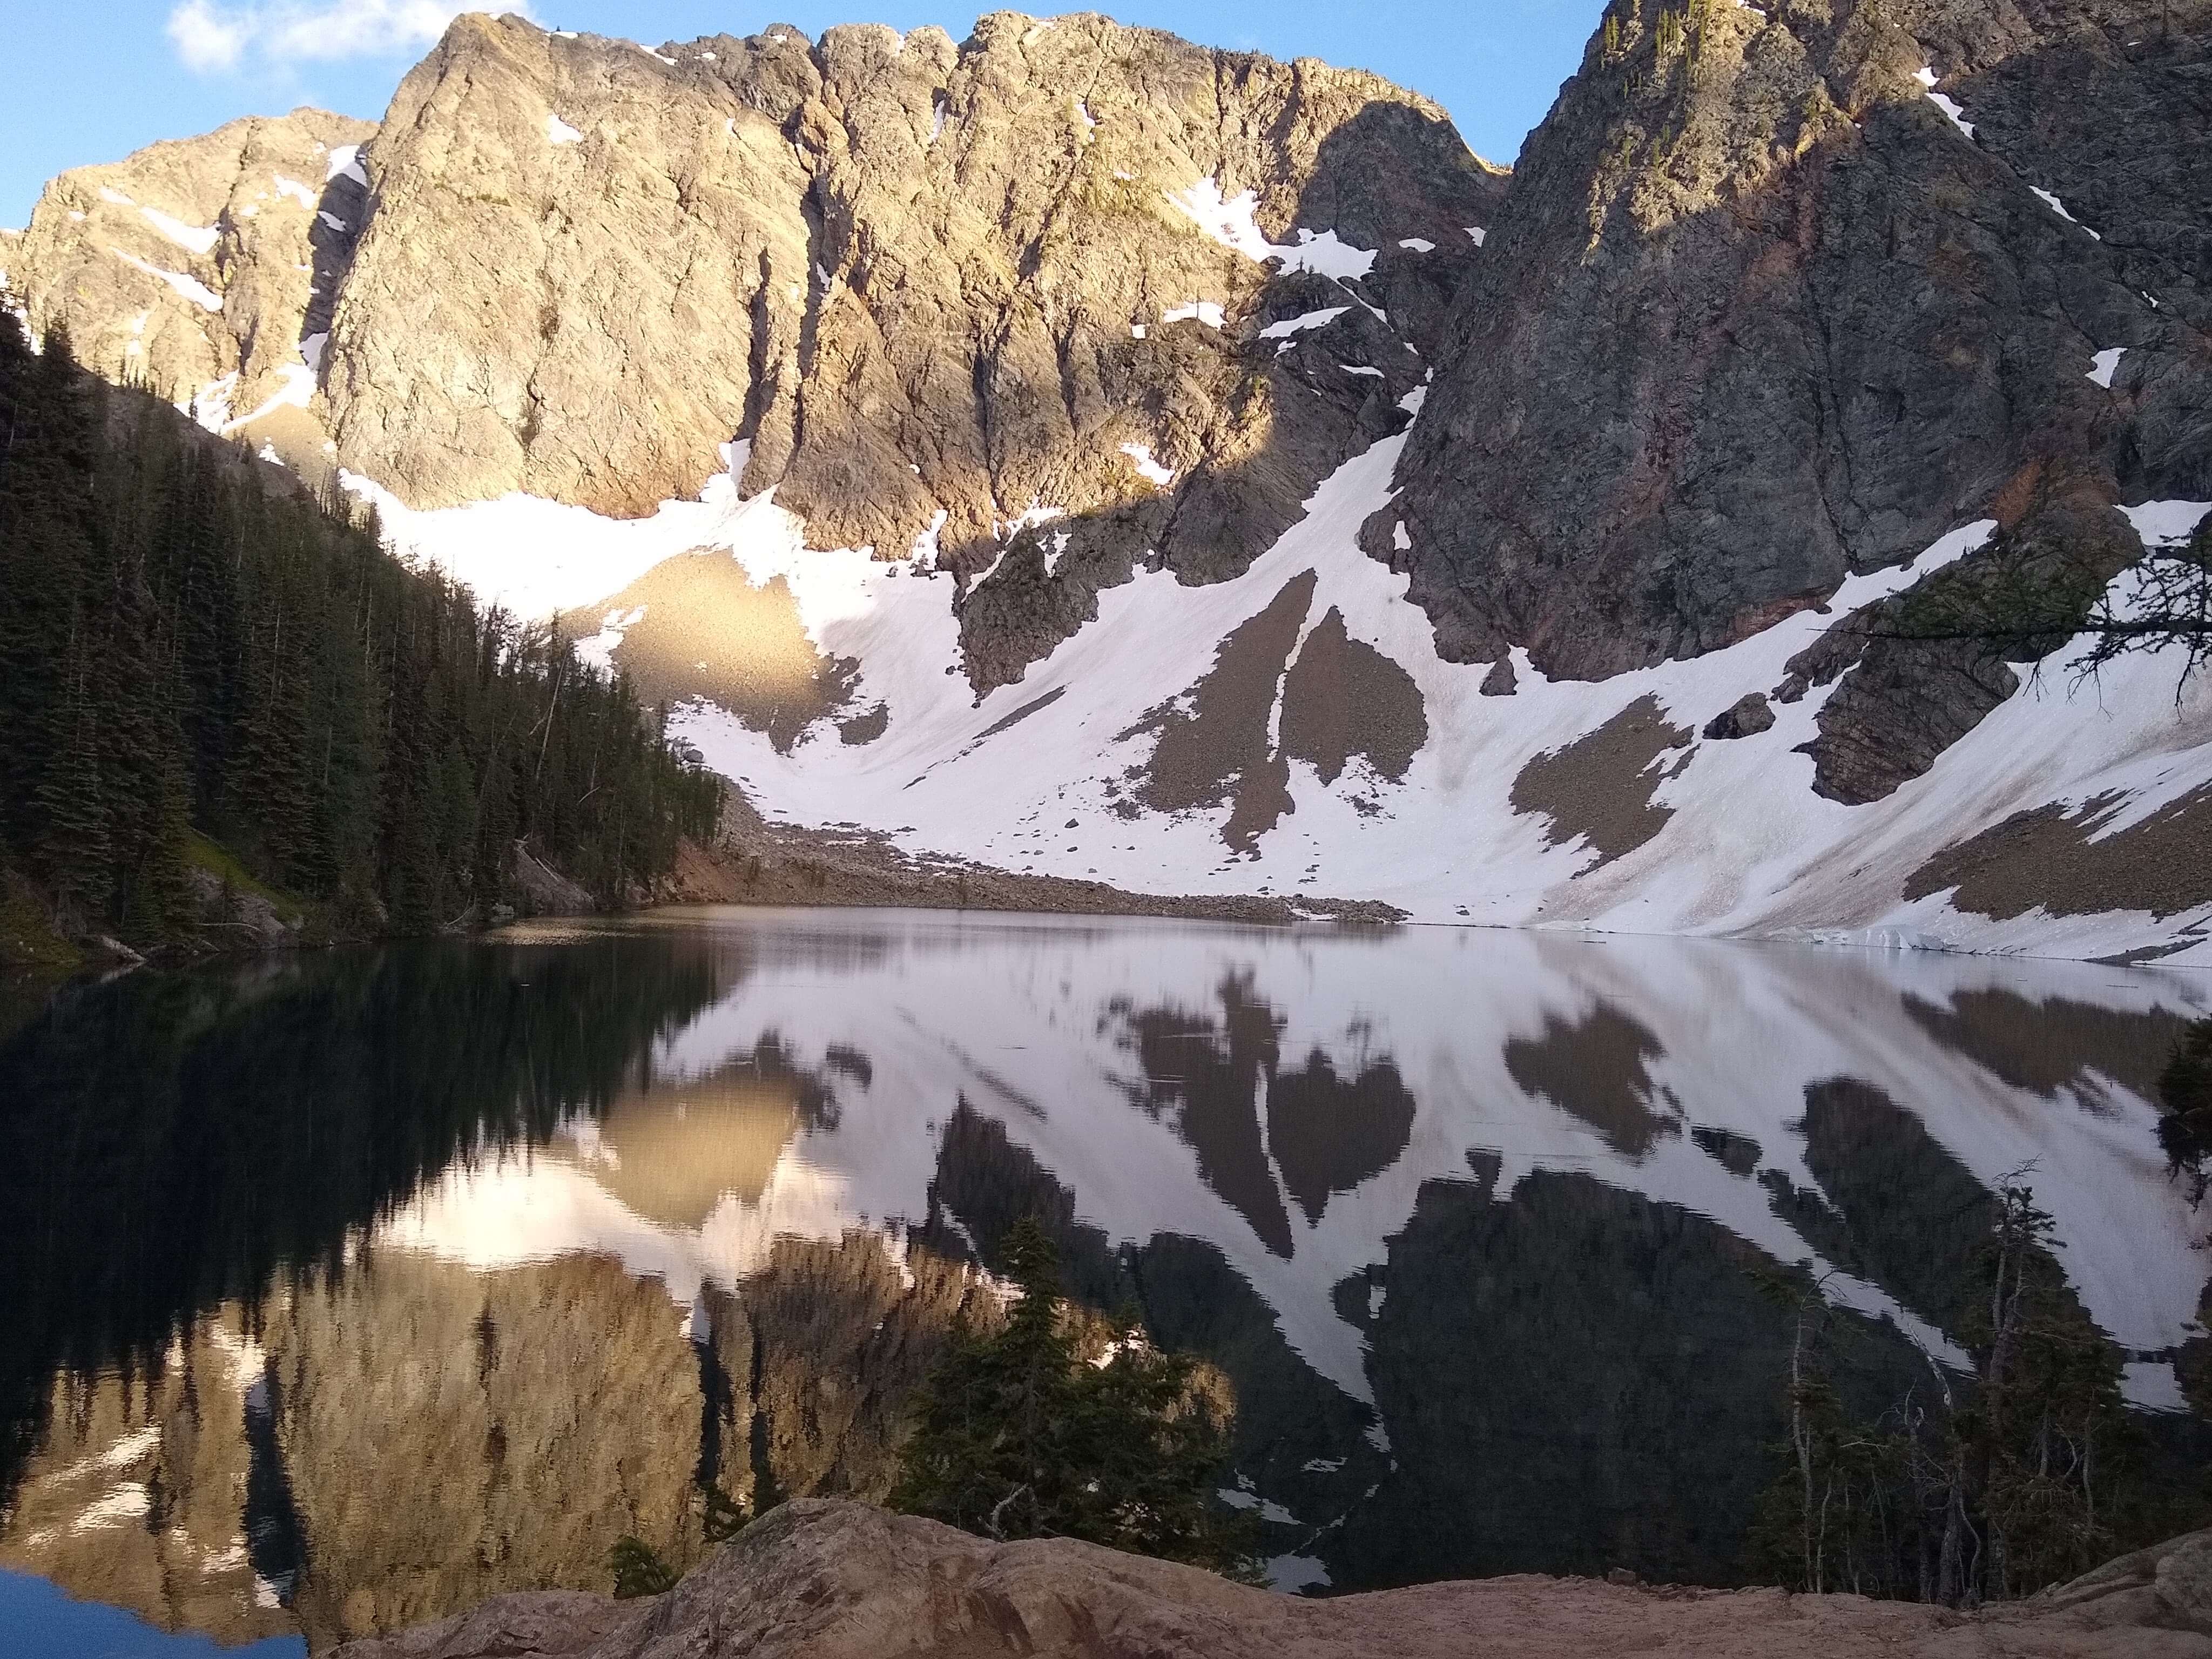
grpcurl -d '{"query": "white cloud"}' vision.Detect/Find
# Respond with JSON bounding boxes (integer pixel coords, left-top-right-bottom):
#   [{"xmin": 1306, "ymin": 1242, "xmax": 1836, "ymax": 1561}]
[
  {"xmin": 168, "ymin": 0, "xmax": 251, "ymax": 69},
  {"xmin": 166, "ymin": 0, "xmax": 539, "ymax": 72}
]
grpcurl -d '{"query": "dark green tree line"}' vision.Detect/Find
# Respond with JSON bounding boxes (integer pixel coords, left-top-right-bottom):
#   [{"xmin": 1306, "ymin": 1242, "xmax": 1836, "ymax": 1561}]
[{"xmin": 0, "ymin": 314, "xmax": 720, "ymax": 946}]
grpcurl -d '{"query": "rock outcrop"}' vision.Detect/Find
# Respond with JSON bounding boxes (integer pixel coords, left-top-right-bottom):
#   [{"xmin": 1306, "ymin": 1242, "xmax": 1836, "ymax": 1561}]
[
  {"xmin": 6, "ymin": 5, "xmax": 2210, "ymax": 954},
  {"xmin": 329, "ymin": 1499, "xmax": 2212, "ymax": 1659},
  {"xmin": 1381, "ymin": 0, "xmax": 2212, "ymax": 683},
  {"xmin": 6, "ymin": 109, "xmax": 371, "ymax": 455},
  {"xmin": 10, "ymin": 12, "xmax": 1502, "ymax": 694}
]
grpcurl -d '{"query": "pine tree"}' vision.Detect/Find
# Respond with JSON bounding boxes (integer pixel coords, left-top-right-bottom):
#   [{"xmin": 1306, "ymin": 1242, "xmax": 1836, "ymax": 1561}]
[
  {"xmin": 32, "ymin": 619, "xmax": 113, "ymax": 923},
  {"xmin": 889, "ymin": 1218, "xmax": 1250, "ymax": 1569}
]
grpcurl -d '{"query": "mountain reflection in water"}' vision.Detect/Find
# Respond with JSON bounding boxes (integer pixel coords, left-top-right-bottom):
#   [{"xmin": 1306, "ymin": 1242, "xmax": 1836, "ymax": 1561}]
[{"xmin": 2, "ymin": 909, "xmax": 2208, "ymax": 1649}]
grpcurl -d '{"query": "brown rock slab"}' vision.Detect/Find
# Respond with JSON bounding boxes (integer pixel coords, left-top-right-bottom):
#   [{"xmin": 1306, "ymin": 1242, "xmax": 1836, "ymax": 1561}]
[
  {"xmin": 328, "ymin": 1499, "xmax": 2212, "ymax": 1659},
  {"xmin": 1509, "ymin": 693, "xmax": 1691, "ymax": 868},
  {"xmin": 1903, "ymin": 785, "xmax": 2212, "ymax": 922}
]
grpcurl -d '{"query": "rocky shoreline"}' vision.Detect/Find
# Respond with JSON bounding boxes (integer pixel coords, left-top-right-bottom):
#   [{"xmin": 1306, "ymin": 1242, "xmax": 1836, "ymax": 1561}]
[
  {"xmin": 333, "ymin": 1499, "xmax": 2212, "ymax": 1659},
  {"xmin": 2, "ymin": 778, "xmax": 1401, "ymax": 994},
  {"xmin": 656, "ymin": 787, "xmax": 1407, "ymax": 927}
]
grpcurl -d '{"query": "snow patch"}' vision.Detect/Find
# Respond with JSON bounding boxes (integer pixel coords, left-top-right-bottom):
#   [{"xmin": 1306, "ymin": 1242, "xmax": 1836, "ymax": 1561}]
[
  {"xmin": 1465, "ymin": 226, "xmax": 1487, "ymax": 246},
  {"xmin": 2087, "ymin": 347, "xmax": 2125, "ymax": 389},
  {"xmin": 180, "ymin": 373, "xmax": 237, "ymax": 431},
  {"xmin": 577, "ymin": 605, "xmax": 648, "ymax": 673},
  {"xmin": 1259, "ymin": 306, "xmax": 1350, "ymax": 340},
  {"xmin": 272, "ymin": 174, "xmax": 316, "ymax": 209},
  {"xmin": 223, "ymin": 363, "xmax": 315, "ymax": 433},
  {"xmin": 995, "ymin": 501, "xmax": 1066, "ymax": 542},
  {"xmin": 325, "ymin": 145, "xmax": 367, "ymax": 187},
  {"xmin": 2029, "ymin": 186, "xmax": 2101, "ymax": 239},
  {"xmin": 140, "ymin": 206, "xmax": 219, "ymax": 254},
  {"xmin": 1168, "ymin": 177, "xmax": 1377, "ymax": 279},
  {"xmin": 1397, "ymin": 237, "xmax": 1435, "ymax": 253},
  {"xmin": 345, "ymin": 446, "xmax": 784, "ymax": 622},
  {"xmin": 71, "ymin": 1485, "xmax": 151, "ymax": 1533},
  {"xmin": 112, "ymin": 246, "xmax": 221, "ymax": 311},
  {"xmin": 1916, "ymin": 68, "xmax": 1976, "ymax": 139},
  {"xmin": 1120, "ymin": 443, "xmax": 1175, "ymax": 488},
  {"xmin": 318, "ymin": 211, "xmax": 349, "ymax": 233},
  {"xmin": 547, "ymin": 113, "xmax": 584, "ymax": 146},
  {"xmin": 2120, "ymin": 500, "xmax": 2212, "ymax": 548},
  {"xmin": 1162, "ymin": 300, "xmax": 1225, "ymax": 330},
  {"xmin": 909, "ymin": 507, "xmax": 948, "ymax": 569},
  {"xmin": 98, "ymin": 186, "xmax": 134, "ymax": 206},
  {"xmin": 2123, "ymin": 1361, "xmax": 2188, "ymax": 1413},
  {"xmin": 1217, "ymin": 1486, "xmax": 1302, "ymax": 1526}
]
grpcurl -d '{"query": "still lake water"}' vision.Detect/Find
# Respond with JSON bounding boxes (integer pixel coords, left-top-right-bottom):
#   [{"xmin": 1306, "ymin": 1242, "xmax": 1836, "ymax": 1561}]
[{"xmin": 3, "ymin": 907, "xmax": 2210, "ymax": 1653}]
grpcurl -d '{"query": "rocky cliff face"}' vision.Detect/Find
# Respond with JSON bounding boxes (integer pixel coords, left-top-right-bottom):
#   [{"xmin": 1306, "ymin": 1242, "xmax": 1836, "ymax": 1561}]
[
  {"xmin": 10, "ymin": 11, "xmax": 1500, "ymax": 694},
  {"xmin": 6, "ymin": 110, "xmax": 371, "ymax": 449},
  {"xmin": 1381, "ymin": 0, "xmax": 2211, "ymax": 682}
]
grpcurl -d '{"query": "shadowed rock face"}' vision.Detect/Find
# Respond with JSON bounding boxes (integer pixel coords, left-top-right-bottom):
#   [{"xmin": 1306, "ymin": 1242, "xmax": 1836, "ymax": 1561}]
[
  {"xmin": 1381, "ymin": 0, "xmax": 2212, "ymax": 682},
  {"xmin": 1501, "ymin": 1004, "xmax": 1679, "ymax": 1159},
  {"xmin": 1790, "ymin": 464, "xmax": 2153, "ymax": 804}
]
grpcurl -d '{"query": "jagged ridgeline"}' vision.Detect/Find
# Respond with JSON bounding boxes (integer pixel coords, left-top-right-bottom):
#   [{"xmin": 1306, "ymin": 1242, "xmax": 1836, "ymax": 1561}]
[{"xmin": 0, "ymin": 315, "xmax": 720, "ymax": 945}]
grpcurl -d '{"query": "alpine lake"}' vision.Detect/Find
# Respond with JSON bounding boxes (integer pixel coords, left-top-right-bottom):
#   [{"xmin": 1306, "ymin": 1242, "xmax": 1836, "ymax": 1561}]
[{"xmin": 4, "ymin": 907, "xmax": 2210, "ymax": 1655}]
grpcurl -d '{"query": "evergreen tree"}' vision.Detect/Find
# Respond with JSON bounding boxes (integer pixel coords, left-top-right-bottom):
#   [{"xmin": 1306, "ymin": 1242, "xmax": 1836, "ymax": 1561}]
[{"xmin": 889, "ymin": 1218, "xmax": 1251, "ymax": 1570}]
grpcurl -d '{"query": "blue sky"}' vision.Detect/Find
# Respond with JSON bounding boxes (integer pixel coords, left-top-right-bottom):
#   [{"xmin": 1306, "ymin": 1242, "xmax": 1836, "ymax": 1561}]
[{"xmin": 2, "ymin": 2, "xmax": 1598, "ymax": 228}]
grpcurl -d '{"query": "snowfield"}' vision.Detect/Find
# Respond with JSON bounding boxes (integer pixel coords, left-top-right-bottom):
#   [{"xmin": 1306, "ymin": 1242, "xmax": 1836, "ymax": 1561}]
[{"xmin": 355, "ymin": 429, "xmax": 2212, "ymax": 966}]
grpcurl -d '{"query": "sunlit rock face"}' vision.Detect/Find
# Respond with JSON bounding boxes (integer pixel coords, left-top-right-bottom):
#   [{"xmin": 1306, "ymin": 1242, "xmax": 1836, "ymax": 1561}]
[
  {"xmin": 8, "ymin": 109, "xmax": 371, "ymax": 458},
  {"xmin": 0, "ymin": 1314, "xmax": 296, "ymax": 1649},
  {"xmin": 9, "ymin": 11, "xmax": 1500, "ymax": 698}
]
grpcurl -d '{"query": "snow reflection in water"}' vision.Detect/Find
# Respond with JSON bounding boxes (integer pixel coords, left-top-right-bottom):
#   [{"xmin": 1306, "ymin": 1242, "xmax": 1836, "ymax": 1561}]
[{"xmin": 2, "ymin": 908, "xmax": 2208, "ymax": 1650}]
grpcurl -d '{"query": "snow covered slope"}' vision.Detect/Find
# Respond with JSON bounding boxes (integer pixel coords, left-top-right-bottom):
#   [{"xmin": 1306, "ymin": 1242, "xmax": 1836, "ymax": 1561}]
[{"xmin": 359, "ymin": 427, "xmax": 2212, "ymax": 964}]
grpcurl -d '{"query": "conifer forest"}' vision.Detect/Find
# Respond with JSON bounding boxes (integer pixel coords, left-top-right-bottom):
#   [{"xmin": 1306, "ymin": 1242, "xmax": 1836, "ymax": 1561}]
[{"xmin": 0, "ymin": 315, "xmax": 720, "ymax": 950}]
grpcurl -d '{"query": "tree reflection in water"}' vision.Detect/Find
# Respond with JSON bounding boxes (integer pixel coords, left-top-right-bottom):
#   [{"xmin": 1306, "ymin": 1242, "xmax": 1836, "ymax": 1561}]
[{"xmin": 1, "ymin": 914, "xmax": 2208, "ymax": 1649}]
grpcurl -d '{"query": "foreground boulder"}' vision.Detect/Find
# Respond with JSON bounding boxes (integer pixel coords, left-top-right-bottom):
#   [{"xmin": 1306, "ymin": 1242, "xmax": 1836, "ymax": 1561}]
[{"xmin": 333, "ymin": 1499, "xmax": 2212, "ymax": 1658}]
